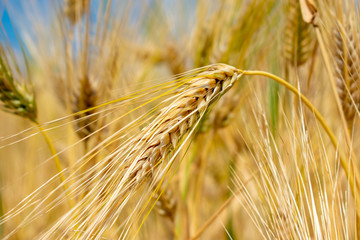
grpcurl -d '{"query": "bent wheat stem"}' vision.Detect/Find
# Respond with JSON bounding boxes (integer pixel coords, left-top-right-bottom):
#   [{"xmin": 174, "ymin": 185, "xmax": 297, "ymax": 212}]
[
  {"xmin": 241, "ymin": 69, "xmax": 360, "ymax": 216},
  {"xmin": 193, "ymin": 67, "xmax": 360, "ymax": 238}
]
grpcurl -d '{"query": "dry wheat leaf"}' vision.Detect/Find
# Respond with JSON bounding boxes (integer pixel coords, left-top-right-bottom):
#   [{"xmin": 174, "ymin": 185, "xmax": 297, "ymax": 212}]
[{"xmin": 299, "ymin": 0, "xmax": 317, "ymax": 24}]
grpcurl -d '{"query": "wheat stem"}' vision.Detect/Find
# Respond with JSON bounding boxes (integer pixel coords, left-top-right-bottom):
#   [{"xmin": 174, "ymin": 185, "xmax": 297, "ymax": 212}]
[
  {"xmin": 241, "ymin": 69, "xmax": 360, "ymax": 216},
  {"xmin": 192, "ymin": 66, "xmax": 360, "ymax": 238}
]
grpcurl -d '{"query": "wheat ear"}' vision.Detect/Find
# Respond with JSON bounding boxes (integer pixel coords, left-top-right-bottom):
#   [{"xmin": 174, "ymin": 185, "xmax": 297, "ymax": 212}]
[
  {"xmin": 36, "ymin": 64, "xmax": 241, "ymax": 239},
  {"xmin": 333, "ymin": 22, "xmax": 360, "ymax": 124},
  {"xmin": 126, "ymin": 64, "xmax": 241, "ymax": 184},
  {"xmin": 0, "ymin": 46, "xmax": 75, "ymax": 207},
  {"xmin": 284, "ymin": 0, "xmax": 314, "ymax": 67},
  {"xmin": 72, "ymin": 75, "xmax": 98, "ymax": 142},
  {"xmin": 0, "ymin": 49, "xmax": 36, "ymax": 121}
]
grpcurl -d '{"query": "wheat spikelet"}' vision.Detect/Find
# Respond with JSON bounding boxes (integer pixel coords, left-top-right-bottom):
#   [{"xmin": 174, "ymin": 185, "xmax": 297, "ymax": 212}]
[
  {"xmin": 333, "ymin": 22, "xmax": 360, "ymax": 123},
  {"xmin": 0, "ymin": 48, "xmax": 36, "ymax": 121},
  {"xmin": 284, "ymin": 0, "xmax": 314, "ymax": 66},
  {"xmin": 34, "ymin": 64, "xmax": 242, "ymax": 239}
]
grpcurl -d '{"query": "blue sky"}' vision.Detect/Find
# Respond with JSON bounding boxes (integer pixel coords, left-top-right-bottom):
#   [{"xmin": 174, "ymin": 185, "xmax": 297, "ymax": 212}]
[
  {"xmin": 0, "ymin": 0, "xmax": 20, "ymax": 49},
  {"xmin": 0, "ymin": 0, "xmax": 197, "ymax": 55},
  {"xmin": 0, "ymin": 0, "xmax": 81, "ymax": 54},
  {"xmin": 1, "ymin": 8, "xmax": 20, "ymax": 50}
]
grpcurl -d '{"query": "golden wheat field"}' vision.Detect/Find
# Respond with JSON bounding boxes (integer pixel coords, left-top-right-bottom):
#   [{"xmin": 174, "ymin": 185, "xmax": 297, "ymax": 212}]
[{"xmin": 1, "ymin": 0, "xmax": 360, "ymax": 239}]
